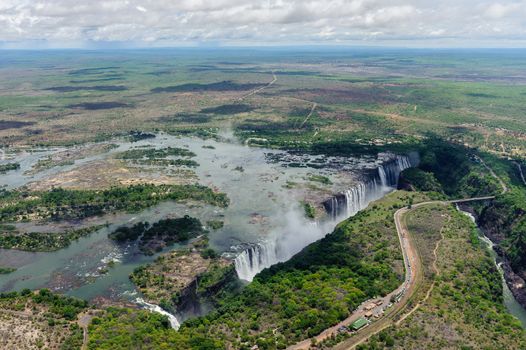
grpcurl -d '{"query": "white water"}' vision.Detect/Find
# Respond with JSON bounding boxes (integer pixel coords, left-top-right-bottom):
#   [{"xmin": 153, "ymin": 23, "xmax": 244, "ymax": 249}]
[
  {"xmin": 457, "ymin": 207, "xmax": 526, "ymax": 327},
  {"xmin": 235, "ymin": 155, "xmax": 413, "ymax": 281},
  {"xmin": 136, "ymin": 298, "xmax": 181, "ymax": 330},
  {"xmin": 517, "ymin": 162, "xmax": 526, "ymax": 186}
]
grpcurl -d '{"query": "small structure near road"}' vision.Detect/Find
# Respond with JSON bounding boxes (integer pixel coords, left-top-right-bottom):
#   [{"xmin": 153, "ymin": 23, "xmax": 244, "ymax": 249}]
[
  {"xmin": 364, "ymin": 303, "xmax": 376, "ymax": 311},
  {"xmin": 351, "ymin": 317, "xmax": 368, "ymax": 331}
]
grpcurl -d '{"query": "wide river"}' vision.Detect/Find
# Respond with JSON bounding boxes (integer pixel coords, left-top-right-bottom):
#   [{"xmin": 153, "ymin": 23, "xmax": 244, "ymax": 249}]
[{"xmin": 0, "ymin": 133, "xmax": 394, "ymax": 303}]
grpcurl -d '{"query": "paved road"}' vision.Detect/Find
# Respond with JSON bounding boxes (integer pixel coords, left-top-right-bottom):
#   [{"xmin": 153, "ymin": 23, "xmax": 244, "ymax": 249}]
[
  {"xmin": 332, "ymin": 159, "xmax": 507, "ymax": 349},
  {"xmin": 290, "ymin": 196, "xmax": 494, "ymax": 350}
]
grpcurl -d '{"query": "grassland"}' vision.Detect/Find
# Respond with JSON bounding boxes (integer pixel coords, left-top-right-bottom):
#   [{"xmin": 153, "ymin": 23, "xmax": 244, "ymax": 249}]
[{"xmin": 1, "ymin": 49, "xmax": 526, "ymax": 161}]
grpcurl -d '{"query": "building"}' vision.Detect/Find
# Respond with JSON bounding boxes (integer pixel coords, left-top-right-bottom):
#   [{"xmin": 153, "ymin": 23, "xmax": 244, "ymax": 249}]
[
  {"xmin": 364, "ymin": 303, "xmax": 376, "ymax": 311},
  {"xmin": 351, "ymin": 317, "xmax": 368, "ymax": 331}
]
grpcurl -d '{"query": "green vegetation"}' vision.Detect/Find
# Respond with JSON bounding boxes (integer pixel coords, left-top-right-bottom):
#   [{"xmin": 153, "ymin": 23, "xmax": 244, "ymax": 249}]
[
  {"xmin": 307, "ymin": 174, "xmax": 332, "ymax": 185},
  {"xmin": 480, "ymin": 189, "xmax": 526, "ymax": 271},
  {"xmin": 0, "ymin": 266, "xmax": 16, "ymax": 274},
  {"xmin": 378, "ymin": 138, "xmax": 502, "ymax": 199},
  {"xmin": 0, "ymin": 225, "xmax": 104, "ymax": 251},
  {"xmin": 110, "ymin": 216, "xmax": 204, "ymax": 255},
  {"xmin": 87, "ymin": 307, "xmax": 224, "ymax": 350},
  {"xmin": 0, "ymin": 184, "xmax": 228, "ymax": 222},
  {"xmin": 200, "ymin": 103, "xmax": 254, "ymax": 115},
  {"xmin": 127, "ymin": 131, "xmax": 155, "ymax": 142},
  {"xmin": 2, "ymin": 49, "xmax": 526, "ymax": 350},
  {"xmin": 129, "ymin": 237, "xmax": 235, "ymax": 313},
  {"xmin": 0, "ymin": 288, "xmax": 87, "ymax": 321},
  {"xmin": 32, "ymin": 156, "xmax": 75, "ymax": 172},
  {"xmin": 207, "ymin": 220, "xmax": 224, "ymax": 230},
  {"xmin": 196, "ymin": 263, "xmax": 235, "ymax": 294},
  {"xmin": 0, "ymin": 162, "xmax": 20, "ymax": 173},
  {"xmin": 130, "ymin": 158, "xmax": 199, "ymax": 167},
  {"xmin": 115, "ymin": 147, "xmax": 196, "ymax": 160},
  {"xmin": 303, "ymin": 201, "xmax": 316, "ymax": 219},
  {"xmin": 399, "ymin": 168, "xmax": 443, "ymax": 193},
  {"xmin": 115, "ymin": 146, "xmax": 199, "ymax": 167},
  {"xmin": 90, "ymin": 192, "xmax": 427, "ymax": 349},
  {"xmin": 108, "ymin": 222, "xmax": 147, "ymax": 242},
  {"xmin": 151, "ymin": 81, "xmax": 263, "ymax": 93},
  {"xmin": 0, "ymin": 289, "xmax": 88, "ymax": 349},
  {"xmin": 358, "ymin": 205, "xmax": 526, "ymax": 350}
]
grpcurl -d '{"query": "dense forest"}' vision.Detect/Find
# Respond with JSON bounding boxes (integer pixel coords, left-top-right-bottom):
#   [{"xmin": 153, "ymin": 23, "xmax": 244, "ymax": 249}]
[{"xmin": 109, "ymin": 216, "xmax": 205, "ymax": 255}]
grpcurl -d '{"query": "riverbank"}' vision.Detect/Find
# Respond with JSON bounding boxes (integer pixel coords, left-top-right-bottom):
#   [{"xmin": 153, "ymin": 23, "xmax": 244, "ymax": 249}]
[{"xmin": 459, "ymin": 204, "xmax": 526, "ymax": 319}]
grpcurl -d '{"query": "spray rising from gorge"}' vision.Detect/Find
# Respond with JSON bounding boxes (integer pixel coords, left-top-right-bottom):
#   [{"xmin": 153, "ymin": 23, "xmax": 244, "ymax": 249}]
[{"xmin": 234, "ymin": 155, "xmax": 415, "ymax": 281}]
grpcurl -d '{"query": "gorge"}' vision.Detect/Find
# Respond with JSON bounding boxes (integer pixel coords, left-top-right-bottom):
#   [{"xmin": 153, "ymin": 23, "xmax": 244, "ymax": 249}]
[{"xmin": 234, "ymin": 154, "xmax": 415, "ymax": 281}]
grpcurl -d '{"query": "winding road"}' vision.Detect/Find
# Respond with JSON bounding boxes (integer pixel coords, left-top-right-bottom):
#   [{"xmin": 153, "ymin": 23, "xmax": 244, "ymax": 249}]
[{"xmin": 290, "ymin": 157, "xmax": 507, "ymax": 350}]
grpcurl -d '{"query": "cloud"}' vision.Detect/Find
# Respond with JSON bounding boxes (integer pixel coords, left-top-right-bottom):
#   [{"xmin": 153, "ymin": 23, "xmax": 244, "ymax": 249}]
[
  {"xmin": 484, "ymin": 2, "xmax": 520, "ymax": 19},
  {"xmin": 0, "ymin": 0, "xmax": 525, "ymax": 47}
]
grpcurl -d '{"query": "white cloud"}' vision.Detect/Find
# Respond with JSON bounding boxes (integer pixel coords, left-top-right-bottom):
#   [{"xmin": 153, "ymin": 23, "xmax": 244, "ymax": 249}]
[
  {"xmin": 484, "ymin": 2, "xmax": 520, "ymax": 18},
  {"xmin": 0, "ymin": 0, "xmax": 525, "ymax": 47}
]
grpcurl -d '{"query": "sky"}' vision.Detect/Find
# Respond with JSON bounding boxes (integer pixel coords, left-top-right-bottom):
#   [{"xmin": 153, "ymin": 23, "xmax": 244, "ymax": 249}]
[{"xmin": 1, "ymin": 0, "xmax": 526, "ymax": 48}]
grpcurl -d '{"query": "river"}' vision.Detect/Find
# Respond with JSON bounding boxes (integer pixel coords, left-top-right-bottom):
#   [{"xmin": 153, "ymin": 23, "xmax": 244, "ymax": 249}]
[
  {"xmin": 0, "ymin": 133, "xmax": 412, "ymax": 311},
  {"xmin": 457, "ymin": 207, "xmax": 526, "ymax": 327}
]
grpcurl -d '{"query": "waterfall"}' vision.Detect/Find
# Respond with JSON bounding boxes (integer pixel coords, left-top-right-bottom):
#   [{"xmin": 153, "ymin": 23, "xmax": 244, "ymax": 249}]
[
  {"xmin": 136, "ymin": 298, "xmax": 181, "ymax": 330},
  {"xmin": 326, "ymin": 155, "xmax": 413, "ymax": 219},
  {"xmin": 515, "ymin": 162, "xmax": 526, "ymax": 185},
  {"xmin": 234, "ymin": 241, "xmax": 278, "ymax": 281},
  {"xmin": 234, "ymin": 154, "xmax": 415, "ymax": 282},
  {"xmin": 376, "ymin": 155, "xmax": 412, "ymax": 187}
]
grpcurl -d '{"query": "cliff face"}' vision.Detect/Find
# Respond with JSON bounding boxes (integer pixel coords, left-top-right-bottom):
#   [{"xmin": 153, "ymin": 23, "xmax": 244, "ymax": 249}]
[
  {"xmin": 478, "ymin": 195, "xmax": 526, "ymax": 309},
  {"xmin": 129, "ymin": 237, "xmax": 238, "ymax": 319},
  {"xmin": 479, "ymin": 192, "xmax": 526, "ymax": 271},
  {"xmin": 176, "ymin": 265, "xmax": 237, "ymax": 320},
  {"xmin": 478, "ymin": 201, "xmax": 515, "ymax": 244}
]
